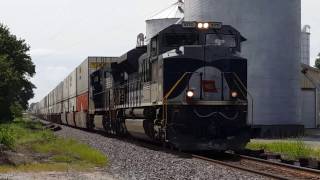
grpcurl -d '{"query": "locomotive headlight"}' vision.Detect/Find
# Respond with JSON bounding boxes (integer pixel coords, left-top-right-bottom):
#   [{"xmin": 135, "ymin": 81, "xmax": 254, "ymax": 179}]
[
  {"xmin": 231, "ymin": 91, "xmax": 238, "ymax": 98},
  {"xmin": 197, "ymin": 23, "xmax": 203, "ymax": 29},
  {"xmin": 203, "ymin": 23, "xmax": 209, "ymax": 29},
  {"xmin": 187, "ymin": 90, "xmax": 195, "ymax": 98}
]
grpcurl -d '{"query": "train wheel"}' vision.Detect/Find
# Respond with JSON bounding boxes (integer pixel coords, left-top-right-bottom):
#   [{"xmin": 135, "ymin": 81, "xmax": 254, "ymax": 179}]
[
  {"xmin": 86, "ymin": 114, "xmax": 95, "ymax": 131},
  {"xmin": 102, "ymin": 115, "xmax": 112, "ymax": 134},
  {"xmin": 117, "ymin": 118, "xmax": 127, "ymax": 136}
]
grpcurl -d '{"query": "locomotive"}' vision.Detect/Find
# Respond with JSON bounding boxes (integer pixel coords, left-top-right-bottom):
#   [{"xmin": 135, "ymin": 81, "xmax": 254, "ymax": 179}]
[{"xmin": 89, "ymin": 21, "xmax": 250, "ymax": 151}]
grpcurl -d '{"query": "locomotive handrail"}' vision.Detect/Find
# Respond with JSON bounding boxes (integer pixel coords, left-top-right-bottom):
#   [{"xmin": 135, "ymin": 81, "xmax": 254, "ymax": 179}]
[
  {"xmin": 162, "ymin": 72, "xmax": 194, "ymax": 141},
  {"xmin": 226, "ymin": 72, "xmax": 254, "ymax": 126}
]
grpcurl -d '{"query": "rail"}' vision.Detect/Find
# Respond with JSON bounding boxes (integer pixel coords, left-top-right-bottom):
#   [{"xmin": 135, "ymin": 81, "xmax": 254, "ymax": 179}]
[{"xmin": 192, "ymin": 155, "xmax": 289, "ymax": 180}]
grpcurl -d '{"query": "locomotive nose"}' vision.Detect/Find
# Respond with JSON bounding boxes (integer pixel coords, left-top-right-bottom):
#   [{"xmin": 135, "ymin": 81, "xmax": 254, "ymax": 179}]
[{"xmin": 187, "ymin": 66, "xmax": 230, "ymax": 102}]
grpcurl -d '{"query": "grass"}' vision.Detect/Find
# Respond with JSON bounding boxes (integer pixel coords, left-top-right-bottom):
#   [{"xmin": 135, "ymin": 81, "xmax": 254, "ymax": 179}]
[
  {"xmin": 247, "ymin": 140, "xmax": 320, "ymax": 160},
  {"xmin": 33, "ymin": 138, "xmax": 107, "ymax": 167},
  {"xmin": 0, "ymin": 118, "xmax": 108, "ymax": 172},
  {"xmin": 0, "ymin": 119, "xmax": 54, "ymax": 147}
]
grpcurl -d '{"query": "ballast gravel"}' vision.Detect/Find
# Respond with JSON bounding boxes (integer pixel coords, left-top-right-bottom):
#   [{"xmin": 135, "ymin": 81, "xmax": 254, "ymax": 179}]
[{"xmin": 55, "ymin": 125, "xmax": 270, "ymax": 180}]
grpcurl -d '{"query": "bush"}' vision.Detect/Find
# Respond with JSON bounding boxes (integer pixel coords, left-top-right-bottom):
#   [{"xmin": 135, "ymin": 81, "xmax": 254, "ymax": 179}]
[
  {"xmin": 0, "ymin": 126, "xmax": 14, "ymax": 149},
  {"xmin": 10, "ymin": 102, "xmax": 24, "ymax": 119}
]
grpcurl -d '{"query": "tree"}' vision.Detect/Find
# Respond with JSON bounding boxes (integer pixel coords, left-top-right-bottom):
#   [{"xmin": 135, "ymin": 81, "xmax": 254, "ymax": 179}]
[
  {"xmin": 315, "ymin": 53, "xmax": 320, "ymax": 69},
  {"xmin": 0, "ymin": 23, "xmax": 35, "ymax": 121}
]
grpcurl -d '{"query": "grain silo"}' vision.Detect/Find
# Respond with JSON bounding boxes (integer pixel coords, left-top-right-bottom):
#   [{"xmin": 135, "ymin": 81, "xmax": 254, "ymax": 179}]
[
  {"xmin": 184, "ymin": 0, "xmax": 303, "ymax": 137},
  {"xmin": 146, "ymin": 0, "xmax": 184, "ymax": 40},
  {"xmin": 301, "ymin": 25, "xmax": 311, "ymax": 65}
]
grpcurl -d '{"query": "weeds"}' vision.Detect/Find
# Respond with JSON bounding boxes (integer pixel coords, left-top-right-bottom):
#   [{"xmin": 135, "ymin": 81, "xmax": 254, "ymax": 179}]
[
  {"xmin": 33, "ymin": 138, "xmax": 107, "ymax": 167},
  {"xmin": 0, "ymin": 118, "xmax": 108, "ymax": 172},
  {"xmin": 0, "ymin": 126, "xmax": 14, "ymax": 148},
  {"xmin": 247, "ymin": 140, "xmax": 320, "ymax": 160}
]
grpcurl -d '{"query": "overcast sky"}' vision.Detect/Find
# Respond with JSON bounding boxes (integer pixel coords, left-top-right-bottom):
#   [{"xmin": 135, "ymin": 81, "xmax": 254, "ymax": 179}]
[{"xmin": 0, "ymin": 0, "xmax": 319, "ymax": 103}]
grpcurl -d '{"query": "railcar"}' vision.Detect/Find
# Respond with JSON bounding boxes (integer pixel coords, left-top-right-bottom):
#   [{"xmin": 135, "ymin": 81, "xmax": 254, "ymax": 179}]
[{"xmin": 89, "ymin": 22, "xmax": 250, "ymax": 151}]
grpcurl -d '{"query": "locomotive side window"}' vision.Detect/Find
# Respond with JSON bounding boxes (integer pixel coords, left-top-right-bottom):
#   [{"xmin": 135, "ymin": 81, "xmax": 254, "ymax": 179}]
[
  {"xmin": 163, "ymin": 33, "xmax": 199, "ymax": 47},
  {"xmin": 206, "ymin": 34, "xmax": 237, "ymax": 47}
]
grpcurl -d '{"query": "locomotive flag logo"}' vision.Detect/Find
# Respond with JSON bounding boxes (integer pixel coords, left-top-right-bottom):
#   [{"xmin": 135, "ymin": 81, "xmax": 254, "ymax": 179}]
[{"xmin": 202, "ymin": 80, "xmax": 218, "ymax": 93}]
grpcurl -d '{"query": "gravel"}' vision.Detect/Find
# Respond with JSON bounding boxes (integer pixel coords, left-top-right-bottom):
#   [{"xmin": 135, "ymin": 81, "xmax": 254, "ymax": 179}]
[
  {"xmin": 55, "ymin": 125, "xmax": 270, "ymax": 180},
  {"xmin": 0, "ymin": 172, "xmax": 114, "ymax": 180}
]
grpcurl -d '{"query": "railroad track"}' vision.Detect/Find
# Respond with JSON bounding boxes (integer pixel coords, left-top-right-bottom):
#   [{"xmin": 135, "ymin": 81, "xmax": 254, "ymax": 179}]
[
  {"xmin": 38, "ymin": 118, "xmax": 320, "ymax": 179},
  {"xmin": 194, "ymin": 153, "xmax": 320, "ymax": 180}
]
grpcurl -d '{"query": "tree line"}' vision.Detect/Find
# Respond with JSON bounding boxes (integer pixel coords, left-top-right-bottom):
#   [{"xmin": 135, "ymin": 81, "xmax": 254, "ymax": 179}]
[{"xmin": 0, "ymin": 23, "xmax": 35, "ymax": 121}]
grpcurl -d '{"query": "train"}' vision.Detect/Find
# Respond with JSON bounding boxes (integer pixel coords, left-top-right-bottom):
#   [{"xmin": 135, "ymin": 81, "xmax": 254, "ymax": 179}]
[{"xmin": 31, "ymin": 21, "xmax": 251, "ymax": 151}]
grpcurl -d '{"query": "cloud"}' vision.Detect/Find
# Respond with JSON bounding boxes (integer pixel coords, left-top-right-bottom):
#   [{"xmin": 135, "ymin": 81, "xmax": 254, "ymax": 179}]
[{"xmin": 30, "ymin": 48, "xmax": 57, "ymax": 57}]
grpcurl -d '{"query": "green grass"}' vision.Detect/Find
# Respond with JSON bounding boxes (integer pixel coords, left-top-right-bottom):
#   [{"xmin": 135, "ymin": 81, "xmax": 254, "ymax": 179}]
[
  {"xmin": 247, "ymin": 140, "xmax": 320, "ymax": 160},
  {"xmin": 0, "ymin": 119, "xmax": 54, "ymax": 147},
  {"xmin": 33, "ymin": 138, "xmax": 107, "ymax": 167},
  {"xmin": 0, "ymin": 118, "xmax": 108, "ymax": 172}
]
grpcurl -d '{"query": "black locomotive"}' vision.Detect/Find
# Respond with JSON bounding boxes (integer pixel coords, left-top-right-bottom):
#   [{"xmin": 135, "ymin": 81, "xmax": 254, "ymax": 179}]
[{"xmin": 90, "ymin": 22, "xmax": 250, "ymax": 151}]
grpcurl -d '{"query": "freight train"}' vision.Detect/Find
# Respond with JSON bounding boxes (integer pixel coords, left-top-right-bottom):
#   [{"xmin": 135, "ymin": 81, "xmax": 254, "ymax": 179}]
[{"xmin": 32, "ymin": 21, "xmax": 250, "ymax": 151}]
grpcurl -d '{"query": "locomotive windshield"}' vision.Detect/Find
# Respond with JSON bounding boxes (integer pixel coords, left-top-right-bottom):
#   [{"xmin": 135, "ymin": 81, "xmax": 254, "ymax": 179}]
[
  {"xmin": 163, "ymin": 33, "xmax": 199, "ymax": 47},
  {"xmin": 206, "ymin": 34, "xmax": 237, "ymax": 47}
]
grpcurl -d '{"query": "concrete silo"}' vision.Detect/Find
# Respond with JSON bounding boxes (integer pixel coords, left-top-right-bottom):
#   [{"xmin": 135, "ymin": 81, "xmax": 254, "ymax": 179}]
[
  {"xmin": 146, "ymin": 0, "xmax": 184, "ymax": 40},
  {"xmin": 184, "ymin": 0, "xmax": 303, "ymax": 137}
]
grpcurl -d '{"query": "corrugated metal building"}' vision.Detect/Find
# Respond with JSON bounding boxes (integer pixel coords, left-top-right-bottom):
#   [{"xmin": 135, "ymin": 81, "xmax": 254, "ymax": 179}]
[{"xmin": 301, "ymin": 64, "xmax": 320, "ymax": 129}]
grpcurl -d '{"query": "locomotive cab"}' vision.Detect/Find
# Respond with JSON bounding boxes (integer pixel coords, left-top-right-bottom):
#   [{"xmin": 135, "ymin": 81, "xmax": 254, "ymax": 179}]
[{"xmin": 149, "ymin": 22, "xmax": 248, "ymax": 104}]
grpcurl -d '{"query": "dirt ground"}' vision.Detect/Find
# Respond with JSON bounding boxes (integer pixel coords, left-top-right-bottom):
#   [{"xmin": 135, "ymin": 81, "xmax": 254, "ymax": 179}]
[{"xmin": 0, "ymin": 171, "xmax": 115, "ymax": 180}]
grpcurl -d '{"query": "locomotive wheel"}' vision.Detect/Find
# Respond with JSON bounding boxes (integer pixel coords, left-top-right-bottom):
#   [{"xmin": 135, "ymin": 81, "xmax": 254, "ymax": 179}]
[
  {"xmin": 102, "ymin": 115, "xmax": 112, "ymax": 134},
  {"xmin": 86, "ymin": 114, "xmax": 95, "ymax": 131},
  {"xmin": 117, "ymin": 119, "xmax": 127, "ymax": 136},
  {"xmin": 115, "ymin": 110, "xmax": 126, "ymax": 136}
]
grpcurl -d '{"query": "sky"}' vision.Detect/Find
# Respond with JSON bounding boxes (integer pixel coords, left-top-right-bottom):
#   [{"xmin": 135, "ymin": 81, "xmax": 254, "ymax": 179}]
[{"xmin": 0, "ymin": 0, "xmax": 319, "ymax": 103}]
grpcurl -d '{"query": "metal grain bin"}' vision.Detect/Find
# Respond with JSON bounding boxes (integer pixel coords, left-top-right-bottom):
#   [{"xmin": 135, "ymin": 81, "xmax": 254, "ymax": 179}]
[
  {"xmin": 184, "ymin": 0, "xmax": 302, "ymax": 130},
  {"xmin": 146, "ymin": 0, "xmax": 184, "ymax": 40},
  {"xmin": 301, "ymin": 25, "xmax": 311, "ymax": 65}
]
